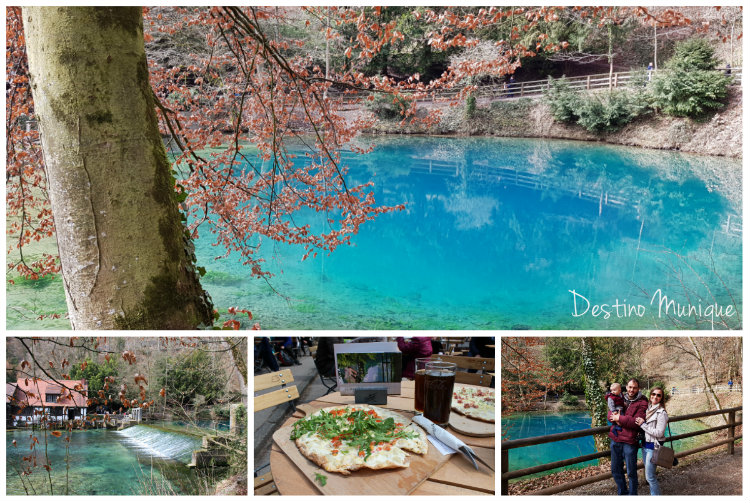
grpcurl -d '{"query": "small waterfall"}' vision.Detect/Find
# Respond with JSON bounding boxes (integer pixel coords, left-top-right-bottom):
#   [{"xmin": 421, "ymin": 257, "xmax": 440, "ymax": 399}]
[{"xmin": 115, "ymin": 425, "xmax": 202, "ymax": 464}]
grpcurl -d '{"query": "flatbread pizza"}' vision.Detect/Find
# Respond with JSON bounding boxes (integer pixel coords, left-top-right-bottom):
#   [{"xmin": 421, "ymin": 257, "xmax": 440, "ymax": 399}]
[
  {"xmin": 451, "ymin": 386, "xmax": 495, "ymax": 423},
  {"xmin": 290, "ymin": 405, "xmax": 427, "ymax": 475}
]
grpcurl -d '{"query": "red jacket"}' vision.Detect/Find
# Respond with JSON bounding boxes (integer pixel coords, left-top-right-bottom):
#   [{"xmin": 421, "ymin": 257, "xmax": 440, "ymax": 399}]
[
  {"xmin": 608, "ymin": 392, "xmax": 648, "ymax": 444},
  {"xmin": 396, "ymin": 337, "xmax": 432, "ymax": 379}
]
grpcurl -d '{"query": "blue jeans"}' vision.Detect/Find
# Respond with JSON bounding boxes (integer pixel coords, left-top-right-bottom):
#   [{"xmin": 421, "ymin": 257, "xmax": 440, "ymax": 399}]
[
  {"xmin": 611, "ymin": 440, "xmax": 638, "ymax": 495},
  {"xmin": 642, "ymin": 448, "xmax": 661, "ymax": 495}
]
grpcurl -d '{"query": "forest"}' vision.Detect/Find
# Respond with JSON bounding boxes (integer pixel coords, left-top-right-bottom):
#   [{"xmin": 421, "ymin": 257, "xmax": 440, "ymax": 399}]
[
  {"xmin": 501, "ymin": 336, "xmax": 742, "ymax": 413},
  {"xmin": 6, "ymin": 7, "xmax": 742, "ymax": 329}
]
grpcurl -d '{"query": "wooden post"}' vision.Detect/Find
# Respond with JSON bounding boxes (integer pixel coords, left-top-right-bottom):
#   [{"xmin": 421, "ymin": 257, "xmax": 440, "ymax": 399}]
[
  {"xmin": 728, "ymin": 410, "xmax": 735, "ymax": 454},
  {"xmin": 501, "ymin": 448, "xmax": 509, "ymax": 495},
  {"xmin": 614, "ymin": 73, "xmax": 619, "ymax": 88},
  {"xmin": 586, "ymin": 75, "xmax": 591, "ymax": 90},
  {"xmin": 520, "ymin": 82, "xmax": 525, "ymax": 96}
]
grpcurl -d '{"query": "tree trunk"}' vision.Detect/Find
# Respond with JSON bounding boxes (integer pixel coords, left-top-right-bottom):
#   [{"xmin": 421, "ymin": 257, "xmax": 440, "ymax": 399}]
[
  {"xmin": 688, "ymin": 336, "xmax": 726, "ymax": 423},
  {"xmin": 23, "ymin": 7, "xmax": 213, "ymax": 329},
  {"xmin": 581, "ymin": 337, "xmax": 608, "ymax": 456}
]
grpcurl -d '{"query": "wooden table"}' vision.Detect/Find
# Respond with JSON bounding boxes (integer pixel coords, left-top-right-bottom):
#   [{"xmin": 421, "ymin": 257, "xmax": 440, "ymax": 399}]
[{"xmin": 270, "ymin": 380, "xmax": 495, "ymax": 495}]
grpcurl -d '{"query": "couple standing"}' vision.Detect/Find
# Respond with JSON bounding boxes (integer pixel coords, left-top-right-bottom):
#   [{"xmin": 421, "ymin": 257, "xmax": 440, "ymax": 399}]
[{"xmin": 607, "ymin": 378, "xmax": 669, "ymax": 495}]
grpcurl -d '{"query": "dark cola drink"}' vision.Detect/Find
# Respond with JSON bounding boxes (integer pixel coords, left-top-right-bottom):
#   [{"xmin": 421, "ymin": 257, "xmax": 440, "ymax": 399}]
[
  {"xmin": 423, "ymin": 366, "xmax": 456, "ymax": 427},
  {"xmin": 414, "ymin": 369, "xmax": 426, "ymax": 412}
]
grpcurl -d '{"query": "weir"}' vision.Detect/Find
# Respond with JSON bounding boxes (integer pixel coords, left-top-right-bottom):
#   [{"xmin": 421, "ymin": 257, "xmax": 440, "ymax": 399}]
[{"xmin": 115, "ymin": 425, "xmax": 202, "ymax": 464}]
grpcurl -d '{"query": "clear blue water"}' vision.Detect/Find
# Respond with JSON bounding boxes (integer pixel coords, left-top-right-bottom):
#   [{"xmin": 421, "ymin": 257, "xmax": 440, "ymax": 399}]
[
  {"xmin": 6, "ymin": 427, "xmax": 203, "ymax": 495},
  {"xmin": 5, "ymin": 136, "xmax": 742, "ymax": 330},
  {"xmin": 196, "ymin": 136, "xmax": 742, "ymax": 329},
  {"xmin": 502, "ymin": 410, "xmax": 707, "ymax": 478}
]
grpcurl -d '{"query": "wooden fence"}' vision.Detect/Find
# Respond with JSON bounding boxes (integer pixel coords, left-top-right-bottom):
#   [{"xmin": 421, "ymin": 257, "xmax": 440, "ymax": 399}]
[
  {"xmin": 501, "ymin": 405, "xmax": 742, "ymax": 495},
  {"xmin": 673, "ymin": 384, "xmax": 742, "ymax": 395},
  {"xmin": 331, "ymin": 67, "xmax": 743, "ymax": 104}
]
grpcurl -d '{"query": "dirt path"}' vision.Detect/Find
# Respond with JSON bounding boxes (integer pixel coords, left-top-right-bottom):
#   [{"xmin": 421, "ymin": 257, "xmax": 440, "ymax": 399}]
[{"xmin": 558, "ymin": 446, "xmax": 742, "ymax": 496}]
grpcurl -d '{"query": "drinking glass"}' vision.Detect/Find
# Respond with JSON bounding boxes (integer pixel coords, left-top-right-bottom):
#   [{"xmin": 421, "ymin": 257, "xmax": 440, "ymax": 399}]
[
  {"xmin": 413, "ymin": 357, "xmax": 433, "ymax": 413},
  {"xmin": 423, "ymin": 361, "xmax": 456, "ymax": 427}
]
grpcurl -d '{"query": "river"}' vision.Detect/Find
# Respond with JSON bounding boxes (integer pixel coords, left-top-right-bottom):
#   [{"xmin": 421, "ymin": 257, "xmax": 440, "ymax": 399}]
[{"xmin": 6, "ymin": 425, "xmax": 205, "ymax": 495}]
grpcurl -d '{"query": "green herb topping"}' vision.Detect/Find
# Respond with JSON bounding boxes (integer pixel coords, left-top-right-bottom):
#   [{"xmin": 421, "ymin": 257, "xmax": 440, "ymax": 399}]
[{"xmin": 291, "ymin": 407, "xmax": 417, "ymax": 460}]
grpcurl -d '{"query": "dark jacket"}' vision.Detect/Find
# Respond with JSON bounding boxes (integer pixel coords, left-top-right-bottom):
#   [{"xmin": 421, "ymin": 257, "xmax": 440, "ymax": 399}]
[
  {"xmin": 396, "ymin": 337, "xmax": 432, "ymax": 379},
  {"xmin": 605, "ymin": 391, "xmax": 625, "ymax": 411},
  {"xmin": 608, "ymin": 392, "xmax": 648, "ymax": 444},
  {"xmin": 314, "ymin": 337, "xmax": 344, "ymax": 377}
]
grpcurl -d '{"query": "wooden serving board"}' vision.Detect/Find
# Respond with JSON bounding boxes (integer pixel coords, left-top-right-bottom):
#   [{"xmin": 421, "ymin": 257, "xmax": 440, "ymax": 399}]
[
  {"xmin": 448, "ymin": 411, "xmax": 495, "ymax": 437},
  {"xmin": 273, "ymin": 423, "xmax": 453, "ymax": 495}
]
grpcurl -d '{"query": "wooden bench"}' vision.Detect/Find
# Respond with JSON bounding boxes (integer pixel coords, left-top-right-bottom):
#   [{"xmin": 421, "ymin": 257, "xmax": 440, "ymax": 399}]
[
  {"xmin": 254, "ymin": 369, "xmax": 300, "ymax": 493},
  {"xmin": 254, "ymin": 369, "xmax": 299, "ymax": 412},
  {"xmin": 254, "ymin": 469, "xmax": 279, "ymax": 495}
]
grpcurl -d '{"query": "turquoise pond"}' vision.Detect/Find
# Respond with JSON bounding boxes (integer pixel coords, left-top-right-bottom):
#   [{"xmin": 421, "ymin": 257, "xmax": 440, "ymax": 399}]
[
  {"xmin": 196, "ymin": 136, "xmax": 742, "ymax": 329},
  {"xmin": 502, "ymin": 410, "xmax": 707, "ymax": 478},
  {"xmin": 6, "ymin": 425, "xmax": 203, "ymax": 495},
  {"xmin": 5, "ymin": 136, "xmax": 742, "ymax": 329}
]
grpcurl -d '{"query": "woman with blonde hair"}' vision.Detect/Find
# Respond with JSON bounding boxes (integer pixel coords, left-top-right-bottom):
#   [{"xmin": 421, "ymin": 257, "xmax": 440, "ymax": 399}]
[{"xmin": 635, "ymin": 386, "xmax": 668, "ymax": 495}]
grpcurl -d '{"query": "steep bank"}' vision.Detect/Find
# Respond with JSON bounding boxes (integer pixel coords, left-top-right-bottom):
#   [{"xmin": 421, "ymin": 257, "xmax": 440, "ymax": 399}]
[{"xmin": 365, "ymin": 87, "xmax": 742, "ymax": 158}]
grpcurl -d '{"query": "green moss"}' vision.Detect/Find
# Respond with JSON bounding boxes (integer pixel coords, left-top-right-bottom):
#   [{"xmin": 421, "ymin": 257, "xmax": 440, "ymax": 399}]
[
  {"xmin": 47, "ymin": 94, "xmax": 78, "ymax": 127},
  {"xmin": 85, "ymin": 110, "xmax": 113, "ymax": 125},
  {"xmin": 150, "ymin": 143, "xmax": 177, "ymax": 207},
  {"xmin": 136, "ymin": 53, "xmax": 150, "ymax": 90},
  {"xmin": 57, "ymin": 47, "xmax": 80, "ymax": 66},
  {"xmin": 114, "ymin": 267, "xmax": 189, "ymax": 329},
  {"xmin": 158, "ymin": 219, "xmax": 182, "ymax": 262},
  {"xmin": 92, "ymin": 7, "xmax": 142, "ymax": 37}
]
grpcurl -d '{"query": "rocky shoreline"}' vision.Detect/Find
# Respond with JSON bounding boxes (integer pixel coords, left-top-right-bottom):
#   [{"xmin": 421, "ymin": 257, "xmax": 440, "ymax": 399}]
[{"xmin": 364, "ymin": 88, "xmax": 742, "ymax": 159}]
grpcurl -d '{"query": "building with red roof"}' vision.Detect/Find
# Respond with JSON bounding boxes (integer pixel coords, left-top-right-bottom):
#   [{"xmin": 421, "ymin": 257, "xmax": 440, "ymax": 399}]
[{"xmin": 8, "ymin": 378, "xmax": 88, "ymax": 426}]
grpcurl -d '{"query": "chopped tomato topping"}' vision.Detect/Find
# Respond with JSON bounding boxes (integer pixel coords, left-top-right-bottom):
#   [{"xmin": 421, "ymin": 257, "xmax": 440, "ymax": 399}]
[
  {"xmin": 385, "ymin": 445, "xmax": 391, "ymax": 451},
  {"xmin": 358, "ymin": 450, "xmax": 365, "ymax": 457},
  {"xmin": 332, "ymin": 450, "xmax": 339, "ymax": 456}
]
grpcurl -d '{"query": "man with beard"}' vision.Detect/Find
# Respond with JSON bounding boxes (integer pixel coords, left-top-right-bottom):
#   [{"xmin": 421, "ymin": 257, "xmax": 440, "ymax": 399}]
[{"xmin": 609, "ymin": 378, "xmax": 648, "ymax": 495}]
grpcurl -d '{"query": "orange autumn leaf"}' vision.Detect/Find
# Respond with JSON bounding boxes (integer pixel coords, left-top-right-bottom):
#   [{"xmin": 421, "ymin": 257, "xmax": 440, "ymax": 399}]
[
  {"xmin": 50, "ymin": 431, "xmax": 62, "ymax": 437},
  {"xmin": 159, "ymin": 388, "xmax": 166, "ymax": 397}
]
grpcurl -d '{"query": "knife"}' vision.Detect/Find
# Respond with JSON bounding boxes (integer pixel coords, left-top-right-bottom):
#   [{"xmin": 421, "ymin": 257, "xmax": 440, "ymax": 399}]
[
  {"xmin": 460, "ymin": 445, "xmax": 495, "ymax": 472},
  {"xmin": 412, "ymin": 414, "xmax": 494, "ymax": 472}
]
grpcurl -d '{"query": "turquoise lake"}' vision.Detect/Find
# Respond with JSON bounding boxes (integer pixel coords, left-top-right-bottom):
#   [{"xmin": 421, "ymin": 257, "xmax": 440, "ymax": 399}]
[
  {"xmin": 6, "ymin": 136, "xmax": 742, "ymax": 329},
  {"xmin": 197, "ymin": 136, "xmax": 742, "ymax": 329},
  {"xmin": 502, "ymin": 410, "xmax": 707, "ymax": 478},
  {"xmin": 6, "ymin": 426, "xmax": 203, "ymax": 495}
]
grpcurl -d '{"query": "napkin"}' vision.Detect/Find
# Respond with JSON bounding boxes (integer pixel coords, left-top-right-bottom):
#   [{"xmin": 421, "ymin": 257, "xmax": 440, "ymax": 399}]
[
  {"xmin": 413, "ymin": 414, "xmax": 467, "ymax": 452},
  {"xmin": 427, "ymin": 434, "xmax": 457, "ymax": 455},
  {"xmin": 412, "ymin": 414, "xmax": 486, "ymax": 471}
]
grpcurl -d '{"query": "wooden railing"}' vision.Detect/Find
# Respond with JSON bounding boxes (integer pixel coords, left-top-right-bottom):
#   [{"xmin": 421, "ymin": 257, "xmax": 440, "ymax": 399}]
[
  {"xmin": 331, "ymin": 67, "xmax": 743, "ymax": 104},
  {"xmin": 501, "ymin": 405, "xmax": 742, "ymax": 495},
  {"xmin": 673, "ymin": 384, "xmax": 742, "ymax": 395}
]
